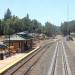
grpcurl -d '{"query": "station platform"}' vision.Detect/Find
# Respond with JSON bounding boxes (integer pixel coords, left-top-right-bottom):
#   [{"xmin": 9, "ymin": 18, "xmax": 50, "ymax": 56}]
[{"xmin": 0, "ymin": 46, "xmax": 39, "ymax": 74}]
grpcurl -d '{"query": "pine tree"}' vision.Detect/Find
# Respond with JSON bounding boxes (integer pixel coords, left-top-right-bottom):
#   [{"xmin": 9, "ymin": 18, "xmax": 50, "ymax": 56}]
[{"xmin": 4, "ymin": 8, "xmax": 12, "ymax": 20}]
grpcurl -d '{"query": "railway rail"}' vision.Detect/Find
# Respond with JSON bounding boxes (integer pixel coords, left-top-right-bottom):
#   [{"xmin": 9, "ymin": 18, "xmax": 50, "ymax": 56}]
[
  {"xmin": 62, "ymin": 42, "xmax": 72, "ymax": 75},
  {"xmin": 48, "ymin": 41, "xmax": 72, "ymax": 75}
]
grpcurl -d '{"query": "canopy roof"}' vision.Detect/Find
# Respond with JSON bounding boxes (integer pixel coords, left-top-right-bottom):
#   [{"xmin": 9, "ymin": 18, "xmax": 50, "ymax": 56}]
[
  {"xmin": 5, "ymin": 35, "xmax": 25, "ymax": 41},
  {"xmin": 5, "ymin": 33, "xmax": 33, "ymax": 41}
]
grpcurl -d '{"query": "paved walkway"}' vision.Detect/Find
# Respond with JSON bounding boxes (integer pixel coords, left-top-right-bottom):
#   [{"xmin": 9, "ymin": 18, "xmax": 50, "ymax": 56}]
[{"xmin": 0, "ymin": 47, "xmax": 39, "ymax": 74}]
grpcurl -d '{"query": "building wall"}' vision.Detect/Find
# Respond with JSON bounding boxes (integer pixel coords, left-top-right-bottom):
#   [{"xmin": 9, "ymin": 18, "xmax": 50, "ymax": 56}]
[
  {"xmin": 5, "ymin": 39, "xmax": 33, "ymax": 53},
  {"xmin": 9, "ymin": 41, "xmax": 25, "ymax": 52}
]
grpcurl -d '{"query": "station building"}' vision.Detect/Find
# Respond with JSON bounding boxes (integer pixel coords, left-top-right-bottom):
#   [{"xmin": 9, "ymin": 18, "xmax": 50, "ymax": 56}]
[{"xmin": 4, "ymin": 32, "xmax": 33, "ymax": 53}]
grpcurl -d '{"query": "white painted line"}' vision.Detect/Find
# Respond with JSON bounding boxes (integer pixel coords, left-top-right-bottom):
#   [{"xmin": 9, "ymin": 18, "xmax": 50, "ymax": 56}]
[
  {"xmin": 54, "ymin": 43, "xmax": 59, "ymax": 75},
  {"xmin": 62, "ymin": 42, "xmax": 72, "ymax": 75},
  {"xmin": 47, "ymin": 42, "xmax": 58, "ymax": 75},
  {"xmin": 62, "ymin": 54, "xmax": 65, "ymax": 75}
]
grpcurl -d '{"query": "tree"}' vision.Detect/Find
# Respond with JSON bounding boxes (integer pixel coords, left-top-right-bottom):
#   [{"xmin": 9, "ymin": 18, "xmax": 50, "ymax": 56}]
[
  {"xmin": 44, "ymin": 22, "xmax": 53, "ymax": 36},
  {"xmin": 60, "ymin": 21, "xmax": 73, "ymax": 36},
  {"xmin": 26, "ymin": 13, "xmax": 29, "ymax": 19},
  {"xmin": 22, "ymin": 14, "xmax": 32, "ymax": 32},
  {"xmin": 0, "ymin": 20, "xmax": 3, "ymax": 35},
  {"xmin": 4, "ymin": 8, "xmax": 12, "ymax": 20},
  {"xmin": 0, "ymin": 8, "xmax": 58, "ymax": 36}
]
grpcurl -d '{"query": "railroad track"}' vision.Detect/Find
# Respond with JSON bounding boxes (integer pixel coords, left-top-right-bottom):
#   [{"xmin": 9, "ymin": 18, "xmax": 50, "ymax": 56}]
[
  {"xmin": 48, "ymin": 41, "xmax": 72, "ymax": 75},
  {"xmin": 2, "ymin": 41, "xmax": 56, "ymax": 75},
  {"xmin": 62, "ymin": 42, "xmax": 72, "ymax": 75}
]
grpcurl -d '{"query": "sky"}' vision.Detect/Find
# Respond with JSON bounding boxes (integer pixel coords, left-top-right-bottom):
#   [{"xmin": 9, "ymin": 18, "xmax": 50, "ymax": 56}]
[{"xmin": 0, "ymin": 0, "xmax": 75, "ymax": 26}]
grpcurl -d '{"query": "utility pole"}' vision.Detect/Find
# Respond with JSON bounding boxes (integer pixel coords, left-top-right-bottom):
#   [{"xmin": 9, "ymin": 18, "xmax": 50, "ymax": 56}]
[{"xmin": 67, "ymin": 1, "xmax": 70, "ymax": 35}]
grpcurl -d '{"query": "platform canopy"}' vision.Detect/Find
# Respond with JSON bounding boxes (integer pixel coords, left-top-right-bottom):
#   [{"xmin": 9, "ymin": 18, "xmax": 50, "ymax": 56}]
[
  {"xmin": 4, "ymin": 34, "xmax": 33, "ymax": 42},
  {"xmin": 16, "ymin": 32, "xmax": 33, "ymax": 40},
  {"xmin": 4, "ymin": 35, "xmax": 25, "ymax": 41}
]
